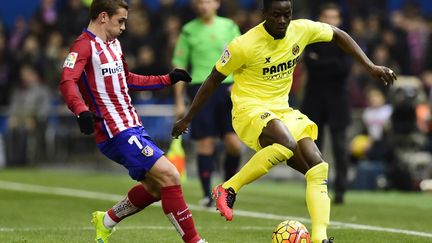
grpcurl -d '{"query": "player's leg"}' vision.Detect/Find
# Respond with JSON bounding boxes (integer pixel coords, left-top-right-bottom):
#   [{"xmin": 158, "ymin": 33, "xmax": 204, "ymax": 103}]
[
  {"xmin": 222, "ymin": 132, "xmax": 242, "ymax": 180},
  {"xmin": 100, "ymin": 179, "xmax": 161, "ymax": 229},
  {"xmin": 296, "ymin": 138, "xmax": 331, "ymax": 243},
  {"xmin": 91, "ymin": 180, "xmax": 161, "ymax": 242},
  {"xmin": 329, "ymin": 127, "xmax": 348, "ymax": 204},
  {"xmin": 214, "ymin": 119, "xmax": 295, "ymax": 220},
  {"xmin": 196, "ymin": 137, "xmax": 216, "ymax": 207},
  {"xmin": 95, "ymin": 127, "xmax": 204, "ymax": 243},
  {"xmin": 188, "ymin": 84, "xmax": 218, "ymax": 207},
  {"xmin": 224, "ymin": 119, "xmax": 296, "ymax": 191},
  {"xmin": 218, "ymin": 83, "xmax": 242, "ymax": 181},
  {"xmin": 147, "ymin": 156, "xmax": 204, "ymax": 243}
]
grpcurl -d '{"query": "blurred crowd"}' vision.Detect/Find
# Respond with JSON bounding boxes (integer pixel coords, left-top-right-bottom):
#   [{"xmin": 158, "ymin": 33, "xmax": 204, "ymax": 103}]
[{"xmin": 1, "ymin": 0, "xmax": 432, "ymax": 190}]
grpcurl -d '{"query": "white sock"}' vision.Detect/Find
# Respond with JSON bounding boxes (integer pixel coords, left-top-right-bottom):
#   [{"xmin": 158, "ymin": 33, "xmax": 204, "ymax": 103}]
[{"xmin": 103, "ymin": 212, "xmax": 117, "ymax": 229}]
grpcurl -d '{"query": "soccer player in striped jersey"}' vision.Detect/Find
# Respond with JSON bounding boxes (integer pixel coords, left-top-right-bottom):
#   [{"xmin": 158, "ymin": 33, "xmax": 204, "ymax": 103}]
[
  {"xmin": 172, "ymin": 0, "xmax": 242, "ymax": 208},
  {"xmin": 59, "ymin": 1, "xmax": 205, "ymax": 242},
  {"xmin": 172, "ymin": 0, "xmax": 397, "ymax": 242}
]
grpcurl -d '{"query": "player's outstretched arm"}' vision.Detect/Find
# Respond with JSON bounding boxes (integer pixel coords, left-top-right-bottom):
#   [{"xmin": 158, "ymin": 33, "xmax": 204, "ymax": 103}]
[
  {"xmin": 171, "ymin": 67, "xmax": 226, "ymax": 138},
  {"xmin": 331, "ymin": 26, "xmax": 397, "ymax": 85}
]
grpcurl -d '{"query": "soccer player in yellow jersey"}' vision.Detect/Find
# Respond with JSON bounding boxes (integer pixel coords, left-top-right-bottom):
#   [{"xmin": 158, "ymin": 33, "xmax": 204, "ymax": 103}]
[{"xmin": 172, "ymin": 0, "xmax": 397, "ymax": 242}]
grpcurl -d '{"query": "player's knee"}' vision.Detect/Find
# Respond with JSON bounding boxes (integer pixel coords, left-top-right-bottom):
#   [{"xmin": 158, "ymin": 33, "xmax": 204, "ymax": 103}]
[
  {"xmin": 160, "ymin": 165, "xmax": 181, "ymax": 186},
  {"xmin": 226, "ymin": 141, "xmax": 242, "ymax": 155},
  {"xmin": 279, "ymin": 139, "xmax": 297, "ymax": 152},
  {"xmin": 272, "ymin": 143, "xmax": 294, "ymax": 161},
  {"xmin": 152, "ymin": 159, "xmax": 181, "ymax": 187}
]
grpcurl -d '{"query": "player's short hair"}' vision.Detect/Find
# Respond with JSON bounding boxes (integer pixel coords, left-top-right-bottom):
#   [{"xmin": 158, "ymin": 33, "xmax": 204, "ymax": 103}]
[
  {"xmin": 90, "ymin": 0, "xmax": 129, "ymax": 20},
  {"xmin": 263, "ymin": 0, "xmax": 292, "ymax": 11}
]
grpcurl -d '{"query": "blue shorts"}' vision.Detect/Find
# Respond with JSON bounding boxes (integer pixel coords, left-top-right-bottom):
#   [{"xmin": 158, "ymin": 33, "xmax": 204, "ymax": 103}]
[
  {"xmin": 187, "ymin": 83, "xmax": 235, "ymax": 139},
  {"xmin": 97, "ymin": 126, "xmax": 164, "ymax": 181}
]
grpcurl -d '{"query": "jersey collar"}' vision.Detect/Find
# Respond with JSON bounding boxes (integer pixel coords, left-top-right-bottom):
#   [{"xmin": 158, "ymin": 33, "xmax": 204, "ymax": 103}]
[
  {"xmin": 258, "ymin": 22, "xmax": 285, "ymax": 41},
  {"xmin": 83, "ymin": 28, "xmax": 96, "ymax": 39},
  {"xmin": 82, "ymin": 28, "xmax": 116, "ymax": 45}
]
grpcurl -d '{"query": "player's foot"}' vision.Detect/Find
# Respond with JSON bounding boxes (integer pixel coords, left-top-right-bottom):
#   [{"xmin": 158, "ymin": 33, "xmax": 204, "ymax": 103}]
[
  {"xmin": 212, "ymin": 184, "xmax": 236, "ymax": 221},
  {"xmin": 91, "ymin": 211, "xmax": 115, "ymax": 243},
  {"xmin": 199, "ymin": 196, "xmax": 214, "ymax": 208},
  {"xmin": 196, "ymin": 239, "xmax": 208, "ymax": 243},
  {"xmin": 322, "ymin": 237, "xmax": 335, "ymax": 243}
]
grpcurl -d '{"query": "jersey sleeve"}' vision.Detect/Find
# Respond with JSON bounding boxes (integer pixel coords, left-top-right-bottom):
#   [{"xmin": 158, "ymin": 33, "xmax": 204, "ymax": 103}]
[
  {"xmin": 172, "ymin": 28, "xmax": 190, "ymax": 68},
  {"xmin": 303, "ymin": 19, "xmax": 334, "ymax": 44},
  {"xmin": 59, "ymin": 38, "xmax": 91, "ymax": 116},
  {"xmin": 215, "ymin": 38, "xmax": 246, "ymax": 76}
]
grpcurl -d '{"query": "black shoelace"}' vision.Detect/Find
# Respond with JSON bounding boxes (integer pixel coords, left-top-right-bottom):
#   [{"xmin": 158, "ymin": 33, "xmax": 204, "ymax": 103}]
[{"xmin": 226, "ymin": 188, "xmax": 237, "ymax": 208}]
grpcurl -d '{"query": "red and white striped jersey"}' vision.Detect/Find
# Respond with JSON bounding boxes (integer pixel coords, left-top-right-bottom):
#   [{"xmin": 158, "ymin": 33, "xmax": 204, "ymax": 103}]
[{"xmin": 60, "ymin": 29, "xmax": 172, "ymax": 143}]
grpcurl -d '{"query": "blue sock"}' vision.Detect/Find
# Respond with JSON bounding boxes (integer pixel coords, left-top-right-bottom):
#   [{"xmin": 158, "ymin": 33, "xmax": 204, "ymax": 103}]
[
  {"xmin": 224, "ymin": 153, "xmax": 241, "ymax": 181},
  {"xmin": 197, "ymin": 154, "xmax": 214, "ymax": 198}
]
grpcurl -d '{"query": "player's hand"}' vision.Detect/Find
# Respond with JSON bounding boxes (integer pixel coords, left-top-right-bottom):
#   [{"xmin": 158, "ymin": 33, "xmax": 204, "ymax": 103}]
[
  {"xmin": 171, "ymin": 118, "xmax": 190, "ymax": 139},
  {"xmin": 169, "ymin": 69, "xmax": 192, "ymax": 84},
  {"xmin": 77, "ymin": 111, "xmax": 98, "ymax": 135},
  {"xmin": 369, "ymin": 65, "xmax": 397, "ymax": 86}
]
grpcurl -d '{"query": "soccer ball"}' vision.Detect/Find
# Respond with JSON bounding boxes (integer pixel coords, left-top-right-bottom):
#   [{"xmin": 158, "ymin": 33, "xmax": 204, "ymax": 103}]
[{"xmin": 272, "ymin": 220, "xmax": 311, "ymax": 243}]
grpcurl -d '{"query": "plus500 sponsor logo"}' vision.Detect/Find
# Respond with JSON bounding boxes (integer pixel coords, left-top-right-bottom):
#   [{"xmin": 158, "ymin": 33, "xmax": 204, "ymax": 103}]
[{"xmin": 101, "ymin": 61, "xmax": 124, "ymax": 77}]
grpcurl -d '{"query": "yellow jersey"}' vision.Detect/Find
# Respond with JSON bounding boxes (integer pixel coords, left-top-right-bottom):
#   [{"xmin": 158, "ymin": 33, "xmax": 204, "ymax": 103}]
[{"xmin": 215, "ymin": 19, "xmax": 333, "ymax": 111}]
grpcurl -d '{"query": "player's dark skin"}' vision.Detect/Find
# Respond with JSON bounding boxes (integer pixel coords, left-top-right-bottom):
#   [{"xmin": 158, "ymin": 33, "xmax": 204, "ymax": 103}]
[{"xmin": 171, "ymin": 0, "xmax": 397, "ymax": 175}]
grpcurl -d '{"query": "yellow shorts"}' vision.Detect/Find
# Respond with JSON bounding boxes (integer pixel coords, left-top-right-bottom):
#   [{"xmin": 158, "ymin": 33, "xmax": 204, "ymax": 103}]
[{"xmin": 232, "ymin": 105, "xmax": 318, "ymax": 151}]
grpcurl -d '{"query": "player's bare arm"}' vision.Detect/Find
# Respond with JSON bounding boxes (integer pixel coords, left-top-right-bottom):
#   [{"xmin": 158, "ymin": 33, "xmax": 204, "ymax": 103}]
[
  {"xmin": 171, "ymin": 67, "xmax": 226, "ymax": 138},
  {"xmin": 331, "ymin": 26, "xmax": 397, "ymax": 85},
  {"xmin": 174, "ymin": 81, "xmax": 187, "ymax": 119}
]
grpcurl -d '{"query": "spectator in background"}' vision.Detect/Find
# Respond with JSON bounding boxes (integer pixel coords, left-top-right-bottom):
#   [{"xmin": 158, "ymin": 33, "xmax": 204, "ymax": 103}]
[
  {"xmin": 33, "ymin": 0, "xmax": 58, "ymax": 35},
  {"xmin": 158, "ymin": 15, "xmax": 183, "ymax": 69},
  {"xmin": 422, "ymin": 19, "xmax": 432, "ymax": 101},
  {"xmin": 42, "ymin": 31, "xmax": 64, "ymax": 90},
  {"xmin": 0, "ymin": 27, "xmax": 12, "ymax": 106},
  {"xmin": 361, "ymin": 86, "xmax": 393, "ymax": 162},
  {"xmin": 398, "ymin": 3, "xmax": 430, "ymax": 76},
  {"xmin": 119, "ymin": 9, "xmax": 153, "ymax": 56},
  {"xmin": 301, "ymin": 2, "xmax": 352, "ymax": 204},
  {"xmin": 57, "ymin": 0, "xmax": 89, "ymax": 43},
  {"xmin": 131, "ymin": 45, "xmax": 171, "ymax": 103},
  {"xmin": 172, "ymin": 0, "xmax": 242, "ymax": 207},
  {"xmin": 5, "ymin": 64, "xmax": 51, "ymax": 166},
  {"xmin": 8, "ymin": 16, "xmax": 28, "ymax": 53}
]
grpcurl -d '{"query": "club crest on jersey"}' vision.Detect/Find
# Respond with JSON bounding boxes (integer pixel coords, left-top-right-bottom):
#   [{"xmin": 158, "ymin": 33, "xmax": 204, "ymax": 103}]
[
  {"xmin": 63, "ymin": 52, "xmax": 78, "ymax": 68},
  {"xmin": 100, "ymin": 60, "xmax": 124, "ymax": 77},
  {"xmin": 292, "ymin": 44, "xmax": 300, "ymax": 55},
  {"xmin": 141, "ymin": 145, "xmax": 154, "ymax": 157},
  {"xmin": 220, "ymin": 48, "xmax": 231, "ymax": 66},
  {"xmin": 260, "ymin": 112, "xmax": 271, "ymax": 120}
]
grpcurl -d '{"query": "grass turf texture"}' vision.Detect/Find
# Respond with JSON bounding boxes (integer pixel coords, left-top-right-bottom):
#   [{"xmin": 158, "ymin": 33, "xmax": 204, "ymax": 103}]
[{"xmin": 0, "ymin": 168, "xmax": 431, "ymax": 242}]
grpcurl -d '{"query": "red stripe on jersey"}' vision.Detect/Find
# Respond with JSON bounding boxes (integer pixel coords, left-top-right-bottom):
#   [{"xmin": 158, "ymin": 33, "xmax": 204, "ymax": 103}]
[
  {"xmin": 93, "ymin": 41, "xmax": 121, "ymax": 136},
  {"xmin": 83, "ymin": 68, "xmax": 110, "ymax": 140},
  {"xmin": 104, "ymin": 43, "xmax": 136, "ymax": 129},
  {"xmin": 118, "ymin": 70, "xmax": 141, "ymax": 126},
  {"xmin": 107, "ymin": 43, "xmax": 141, "ymax": 127}
]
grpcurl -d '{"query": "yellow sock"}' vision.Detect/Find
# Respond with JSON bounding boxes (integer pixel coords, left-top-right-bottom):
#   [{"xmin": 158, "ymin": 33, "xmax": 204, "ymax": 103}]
[
  {"xmin": 305, "ymin": 162, "xmax": 330, "ymax": 243},
  {"xmin": 223, "ymin": 143, "xmax": 293, "ymax": 192}
]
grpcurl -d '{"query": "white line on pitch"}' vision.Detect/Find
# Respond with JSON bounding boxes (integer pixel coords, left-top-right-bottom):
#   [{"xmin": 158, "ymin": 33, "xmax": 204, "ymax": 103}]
[
  {"xmin": 0, "ymin": 225, "xmax": 272, "ymax": 232},
  {"xmin": 1, "ymin": 180, "xmax": 431, "ymax": 238}
]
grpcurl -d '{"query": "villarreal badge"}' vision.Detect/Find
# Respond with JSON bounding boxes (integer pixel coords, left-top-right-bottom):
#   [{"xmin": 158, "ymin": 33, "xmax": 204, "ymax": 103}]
[{"xmin": 141, "ymin": 145, "xmax": 154, "ymax": 157}]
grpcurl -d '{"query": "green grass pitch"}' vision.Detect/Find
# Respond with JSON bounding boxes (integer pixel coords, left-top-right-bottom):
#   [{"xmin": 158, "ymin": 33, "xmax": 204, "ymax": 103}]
[{"xmin": 0, "ymin": 168, "xmax": 431, "ymax": 242}]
